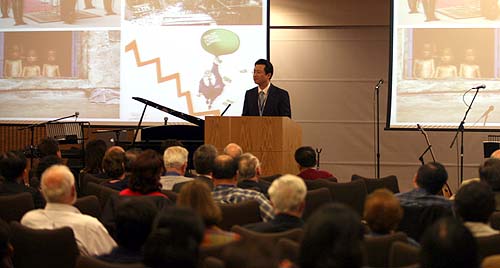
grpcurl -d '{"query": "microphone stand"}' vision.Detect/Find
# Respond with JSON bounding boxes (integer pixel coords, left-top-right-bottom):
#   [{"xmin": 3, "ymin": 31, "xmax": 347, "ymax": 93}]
[
  {"xmin": 417, "ymin": 125, "xmax": 436, "ymax": 165},
  {"xmin": 449, "ymin": 87, "xmax": 481, "ymax": 184},
  {"xmin": 315, "ymin": 148, "xmax": 322, "ymax": 170},
  {"xmin": 374, "ymin": 80, "xmax": 383, "ymax": 179}
]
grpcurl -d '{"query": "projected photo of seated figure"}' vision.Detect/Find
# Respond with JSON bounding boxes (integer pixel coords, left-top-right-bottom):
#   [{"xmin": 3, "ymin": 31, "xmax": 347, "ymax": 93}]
[
  {"xmin": 22, "ymin": 49, "xmax": 41, "ymax": 78},
  {"xmin": 198, "ymin": 57, "xmax": 225, "ymax": 110},
  {"xmin": 434, "ymin": 48, "xmax": 457, "ymax": 79},
  {"xmin": 4, "ymin": 45, "xmax": 23, "ymax": 78},
  {"xmin": 413, "ymin": 43, "xmax": 435, "ymax": 79},
  {"xmin": 459, "ymin": 48, "xmax": 481, "ymax": 79},
  {"xmin": 42, "ymin": 49, "xmax": 61, "ymax": 78}
]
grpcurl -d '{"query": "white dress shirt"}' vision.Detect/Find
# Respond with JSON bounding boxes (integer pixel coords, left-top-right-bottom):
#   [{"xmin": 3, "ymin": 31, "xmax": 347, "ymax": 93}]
[{"xmin": 21, "ymin": 203, "xmax": 117, "ymax": 256}]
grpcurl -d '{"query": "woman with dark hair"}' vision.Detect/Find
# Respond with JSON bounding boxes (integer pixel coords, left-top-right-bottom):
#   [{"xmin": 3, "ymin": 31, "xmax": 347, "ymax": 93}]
[
  {"xmin": 101, "ymin": 147, "xmax": 129, "ymax": 191},
  {"xmin": 119, "ymin": 150, "xmax": 167, "ymax": 198},
  {"xmin": 82, "ymin": 139, "xmax": 107, "ymax": 177},
  {"xmin": 177, "ymin": 180, "xmax": 239, "ymax": 247},
  {"xmin": 299, "ymin": 203, "xmax": 365, "ymax": 268}
]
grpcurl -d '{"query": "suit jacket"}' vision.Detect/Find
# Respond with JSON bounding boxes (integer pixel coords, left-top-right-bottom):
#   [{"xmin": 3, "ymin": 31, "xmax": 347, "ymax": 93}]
[
  {"xmin": 243, "ymin": 213, "xmax": 304, "ymax": 233},
  {"xmin": 242, "ymin": 84, "xmax": 291, "ymax": 118}
]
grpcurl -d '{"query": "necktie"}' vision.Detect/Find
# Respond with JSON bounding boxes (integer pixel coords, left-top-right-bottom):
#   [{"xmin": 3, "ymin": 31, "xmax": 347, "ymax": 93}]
[{"xmin": 258, "ymin": 91, "xmax": 265, "ymax": 116}]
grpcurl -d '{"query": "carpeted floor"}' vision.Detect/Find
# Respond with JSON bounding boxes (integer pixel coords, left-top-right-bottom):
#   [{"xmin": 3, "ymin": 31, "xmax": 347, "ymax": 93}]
[{"xmin": 24, "ymin": 10, "xmax": 100, "ymax": 23}]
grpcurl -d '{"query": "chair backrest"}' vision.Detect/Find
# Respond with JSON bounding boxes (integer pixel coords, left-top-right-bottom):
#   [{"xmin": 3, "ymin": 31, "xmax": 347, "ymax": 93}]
[
  {"xmin": 389, "ymin": 241, "xmax": 420, "ymax": 268},
  {"xmin": 397, "ymin": 205, "xmax": 452, "ymax": 242},
  {"xmin": 303, "ymin": 178, "xmax": 331, "ymax": 191},
  {"xmin": 362, "ymin": 232, "xmax": 408, "ymax": 268},
  {"xmin": 86, "ymin": 182, "xmax": 120, "ymax": 210},
  {"xmin": 202, "ymin": 256, "xmax": 225, "ymax": 268},
  {"xmin": 218, "ymin": 200, "xmax": 262, "ymax": 231},
  {"xmin": 10, "ymin": 221, "xmax": 79, "ymax": 268},
  {"xmin": 326, "ymin": 179, "xmax": 368, "ymax": 216},
  {"xmin": 74, "ymin": 195, "xmax": 101, "ymax": 219},
  {"xmin": 231, "ymin": 225, "xmax": 303, "ymax": 245},
  {"xmin": 201, "ymin": 239, "xmax": 240, "ymax": 260},
  {"xmin": 0, "ymin": 192, "xmax": 35, "ymax": 222},
  {"xmin": 482, "ymin": 254, "xmax": 500, "ymax": 268},
  {"xmin": 490, "ymin": 211, "xmax": 500, "ymax": 231},
  {"xmin": 277, "ymin": 238, "xmax": 300, "ymax": 265},
  {"xmin": 172, "ymin": 181, "xmax": 190, "ymax": 193},
  {"xmin": 351, "ymin": 174, "xmax": 400, "ymax": 194},
  {"xmin": 303, "ymin": 188, "xmax": 333, "ymax": 221},
  {"xmin": 161, "ymin": 189, "xmax": 178, "ymax": 202},
  {"xmin": 80, "ymin": 172, "xmax": 108, "ymax": 196},
  {"xmin": 259, "ymin": 174, "xmax": 282, "ymax": 184},
  {"xmin": 477, "ymin": 234, "xmax": 500, "ymax": 260},
  {"xmin": 75, "ymin": 255, "xmax": 146, "ymax": 268}
]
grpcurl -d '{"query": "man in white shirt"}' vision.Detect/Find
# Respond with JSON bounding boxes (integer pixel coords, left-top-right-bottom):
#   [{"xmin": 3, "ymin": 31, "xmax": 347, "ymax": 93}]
[{"xmin": 21, "ymin": 165, "xmax": 116, "ymax": 256}]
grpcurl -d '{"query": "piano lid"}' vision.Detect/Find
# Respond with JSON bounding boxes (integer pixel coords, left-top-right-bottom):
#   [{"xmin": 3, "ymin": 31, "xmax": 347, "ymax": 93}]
[{"xmin": 132, "ymin": 97, "xmax": 205, "ymax": 128}]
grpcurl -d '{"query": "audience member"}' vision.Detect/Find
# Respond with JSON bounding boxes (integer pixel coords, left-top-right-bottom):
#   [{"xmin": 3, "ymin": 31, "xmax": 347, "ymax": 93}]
[
  {"xmin": 38, "ymin": 137, "xmax": 61, "ymax": 158},
  {"xmin": 160, "ymin": 146, "xmax": 193, "ymax": 190},
  {"xmin": 192, "ymin": 144, "xmax": 217, "ymax": 190},
  {"xmin": 491, "ymin": 149, "xmax": 500, "ymax": 159},
  {"xmin": 124, "ymin": 147, "xmax": 142, "ymax": 173},
  {"xmin": 237, "ymin": 153, "xmax": 269, "ymax": 195},
  {"xmin": 211, "ymin": 155, "xmax": 274, "ymax": 222},
  {"xmin": 245, "ymin": 174, "xmax": 306, "ymax": 232},
  {"xmin": 120, "ymin": 150, "xmax": 168, "ymax": 199},
  {"xmin": 420, "ymin": 217, "xmax": 479, "ymax": 268},
  {"xmin": 455, "ymin": 181, "xmax": 499, "ymax": 237},
  {"xmin": 294, "ymin": 146, "xmax": 336, "ymax": 180},
  {"xmin": 21, "ymin": 165, "xmax": 116, "ymax": 256},
  {"xmin": 0, "ymin": 151, "xmax": 45, "ymax": 208},
  {"xmin": 223, "ymin": 143, "xmax": 243, "ymax": 159},
  {"xmin": 479, "ymin": 158, "xmax": 500, "ymax": 210},
  {"xmin": 101, "ymin": 147, "xmax": 129, "ymax": 191},
  {"xmin": 97, "ymin": 198, "xmax": 158, "ymax": 263},
  {"xmin": 396, "ymin": 162, "xmax": 452, "ymax": 209},
  {"xmin": 82, "ymin": 139, "xmax": 107, "ymax": 177},
  {"xmin": 177, "ymin": 180, "xmax": 240, "ymax": 247},
  {"xmin": 299, "ymin": 203, "xmax": 364, "ymax": 268},
  {"xmin": 0, "ymin": 219, "xmax": 13, "ymax": 268},
  {"xmin": 143, "ymin": 207, "xmax": 204, "ymax": 268},
  {"xmin": 31, "ymin": 154, "xmax": 63, "ymax": 190}
]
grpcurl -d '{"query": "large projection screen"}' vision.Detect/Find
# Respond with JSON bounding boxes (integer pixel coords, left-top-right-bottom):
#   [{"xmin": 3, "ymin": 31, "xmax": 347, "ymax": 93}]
[
  {"xmin": 0, "ymin": 0, "xmax": 268, "ymax": 125},
  {"xmin": 388, "ymin": 0, "xmax": 500, "ymax": 130}
]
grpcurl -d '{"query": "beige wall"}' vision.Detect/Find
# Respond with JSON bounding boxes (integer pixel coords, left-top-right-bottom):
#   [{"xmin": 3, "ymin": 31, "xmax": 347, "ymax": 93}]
[{"xmin": 269, "ymin": 0, "xmax": 491, "ymax": 192}]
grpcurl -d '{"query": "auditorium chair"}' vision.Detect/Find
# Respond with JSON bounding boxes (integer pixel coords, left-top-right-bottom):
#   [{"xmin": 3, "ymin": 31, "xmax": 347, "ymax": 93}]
[
  {"xmin": 10, "ymin": 221, "xmax": 79, "ymax": 268},
  {"xmin": 477, "ymin": 234, "xmax": 500, "ymax": 260},
  {"xmin": 161, "ymin": 189, "xmax": 178, "ymax": 202},
  {"xmin": 201, "ymin": 240, "xmax": 240, "ymax": 259},
  {"xmin": 303, "ymin": 178, "xmax": 331, "ymax": 191},
  {"xmin": 388, "ymin": 241, "xmax": 419, "ymax": 268},
  {"xmin": 0, "ymin": 192, "xmax": 34, "ymax": 222},
  {"xmin": 482, "ymin": 254, "xmax": 500, "ymax": 268},
  {"xmin": 85, "ymin": 182, "xmax": 119, "ymax": 210},
  {"xmin": 302, "ymin": 188, "xmax": 333, "ymax": 221},
  {"xmin": 202, "ymin": 256, "xmax": 225, "ymax": 268},
  {"xmin": 218, "ymin": 200, "xmax": 262, "ymax": 231},
  {"xmin": 259, "ymin": 174, "xmax": 282, "ymax": 184},
  {"xmin": 490, "ymin": 211, "xmax": 500, "ymax": 230},
  {"xmin": 74, "ymin": 195, "xmax": 101, "ymax": 219},
  {"xmin": 277, "ymin": 238, "xmax": 300, "ymax": 265},
  {"xmin": 351, "ymin": 174, "xmax": 400, "ymax": 194},
  {"xmin": 396, "ymin": 205, "xmax": 452, "ymax": 242},
  {"xmin": 362, "ymin": 232, "xmax": 409, "ymax": 268},
  {"xmin": 326, "ymin": 179, "xmax": 368, "ymax": 216},
  {"xmin": 230, "ymin": 225, "xmax": 303, "ymax": 245},
  {"xmin": 79, "ymin": 172, "xmax": 108, "ymax": 196},
  {"xmin": 75, "ymin": 256, "xmax": 145, "ymax": 268}
]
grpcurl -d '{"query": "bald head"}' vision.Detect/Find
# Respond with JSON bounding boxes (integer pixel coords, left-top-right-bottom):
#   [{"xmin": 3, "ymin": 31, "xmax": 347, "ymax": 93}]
[
  {"xmin": 223, "ymin": 143, "xmax": 243, "ymax": 159},
  {"xmin": 107, "ymin": 146, "xmax": 125, "ymax": 154},
  {"xmin": 491, "ymin": 149, "xmax": 500, "ymax": 159},
  {"xmin": 212, "ymin": 155, "xmax": 238, "ymax": 180},
  {"xmin": 41, "ymin": 165, "xmax": 76, "ymax": 204}
]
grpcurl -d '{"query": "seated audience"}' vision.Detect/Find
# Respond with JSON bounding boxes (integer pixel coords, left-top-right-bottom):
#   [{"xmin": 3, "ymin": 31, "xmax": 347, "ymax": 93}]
[
  {"xmin": 237, "ymin": 153, "xmax": 269, "ymax": 195},
  {"xmin": 38, "ymin": 137, "xmax": 61, "ymax": 158},
  {"xmin": 124, "ymin": 148, "xmax": 142, "ymax": 173},
  {"xmin": 101, "ymin": 147, "xmax": 129, "ymax": 191},
  {"xmin": 143, "ymin": 207, "xmax": 204, "ymax": 268},
  {"xmin": 177, "ymin": 180, "xmax": 240, "ymax": 247},
  {"xmin": 120, "ymin": 150, "xmax": 168, "ymax": 199},
  {"xmin": 454, "ymin": 181, "xmax": 499, "ymax": 237},
  {"xmin": 32, "ymin": 155, "xmax": 63, "ymax": 188},
  {"xmin": 294, "ymin": 146, "xmax": 336, "ymax": 180},
  {"xmin": 300, "ymin": 203, "xmax": 364, "ymax": 268},
  {"xmin": 160, "ymin": 146, "xmax": 193, "ymax": 190},
  {"xmin": 396, "ymin": 162, "xmax": 452, "ymax": 209},
  {"xmin": 223, "ymin": 143, "xmax": 243, "ymax": 159},
  {"xmin": 191, "ymin": 144, "xmax": 217, "ymax": 190},
  {"xmin": 211, "ymin": 155, "xmax": 274, "ymax": 222},
  {"xmin": 97, "ymin": 198, "xmax": 158, "ymax": 263},
  {"xmin": 245, "ymin": 174, "xmax": 306, "ymax": 232},
  {"xmin": 479, "ymin": 158, "xmax": 500, "ymax": 210},
  {"xmin": 0, "ymin": 219, "xmax": 13, "ymax": 268},
  {"xmin": 81, "ymin": 139, "xmax": 107, "ymax": 178},
  {"xmin": 0, "ymin": 151, "xmax": 45, "ymax": 208},
  {"xmin": 420, "ymin": 217, "xmax": 479, "ymax": 268},
  {"xmin": 21, "ymin": 165, "xmax": 116, "ymax": 256}
]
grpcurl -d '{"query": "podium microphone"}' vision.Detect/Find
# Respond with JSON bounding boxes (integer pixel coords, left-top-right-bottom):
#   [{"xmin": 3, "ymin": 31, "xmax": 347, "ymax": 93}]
[
  {"xmin": 375, "ymin": 79, "xmax": 384, "ymax": 89},
  {"xmin": 75, "ymin": 112, "xmax": 79, "ymax": 120},
  {"xmin": 221, "ymin": 103, "xmax": 231, "ymax": 116},
  {"xmin": 472, "ymin": 84, "xmax": 486, "ymax": 90}
]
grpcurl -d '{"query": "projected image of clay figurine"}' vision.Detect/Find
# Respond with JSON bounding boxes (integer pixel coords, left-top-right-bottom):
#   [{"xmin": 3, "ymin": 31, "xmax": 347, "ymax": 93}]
[
  {"xmin": 434, "ymin": 48, "xmax": 457, "ymax": 79},
  {"xmin": 42, "ymin": 49, "xmax": 61, "ymax": 78},
  {"xmin": 3, "ymin": 45, "xmax": 24, "ymax": 78},
  {"xmin": 22, "ymin": 49, "xmax": 41, "ymax": 78},
  {"xmin": 459, "ymin": 48, "xmax": 481, "ymax": 79},
  {"xmin": 413, "ymin": 43, "xmax": 436, "ymax": 79},
  {"xmin": 125, "ymin": 0, "xmax": 262, "ymax": 25},
  {"xmin": 198, "ymin": 29, "xmax": 239, "ymax": 109}
]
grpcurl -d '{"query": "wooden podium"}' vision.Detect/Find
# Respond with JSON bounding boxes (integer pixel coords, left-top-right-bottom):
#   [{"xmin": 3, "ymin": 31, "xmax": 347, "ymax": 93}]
[{"xmin": 205, "ymin": 116, "xmax": 302, "ymax": 176}]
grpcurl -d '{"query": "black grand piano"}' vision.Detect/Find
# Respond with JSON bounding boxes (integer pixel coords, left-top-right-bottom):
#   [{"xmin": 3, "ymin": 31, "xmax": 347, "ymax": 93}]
[{"xmin": 122, "ymin": 97, "xmax": 205, "ymax": 168}]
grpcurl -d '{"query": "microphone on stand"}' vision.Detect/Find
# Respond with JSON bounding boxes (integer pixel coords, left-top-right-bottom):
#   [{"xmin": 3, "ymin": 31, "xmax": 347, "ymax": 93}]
[
  {"xmin": 472, "ymin": 84, "xmax": 486, "ymax": 90},
  {"xmin": 221, "ymin": 103, "xmax": 231, "ymax": 116},
  {"xmin": 375, "ymin": 79, "xmax": 384, "ymax": 89},
  {"xmin": 75, "ymin": 112, "xmax": 79, "ymax": 121},
  {"xmin": 164, "ymin": 117, "xmax": 169, "ymax": 126}
]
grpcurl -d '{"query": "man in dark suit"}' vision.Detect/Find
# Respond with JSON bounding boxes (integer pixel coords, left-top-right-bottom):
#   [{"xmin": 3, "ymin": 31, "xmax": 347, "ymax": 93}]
[{"xmin": 242, "ymin": 59, "xmax": 291, "ymax": 118}]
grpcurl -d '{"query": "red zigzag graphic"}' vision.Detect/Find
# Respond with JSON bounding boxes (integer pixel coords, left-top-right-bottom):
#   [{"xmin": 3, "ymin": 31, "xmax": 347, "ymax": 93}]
[{"xmin": 125, "ymin": 40, "xmax": 221, "ymax": 117}]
